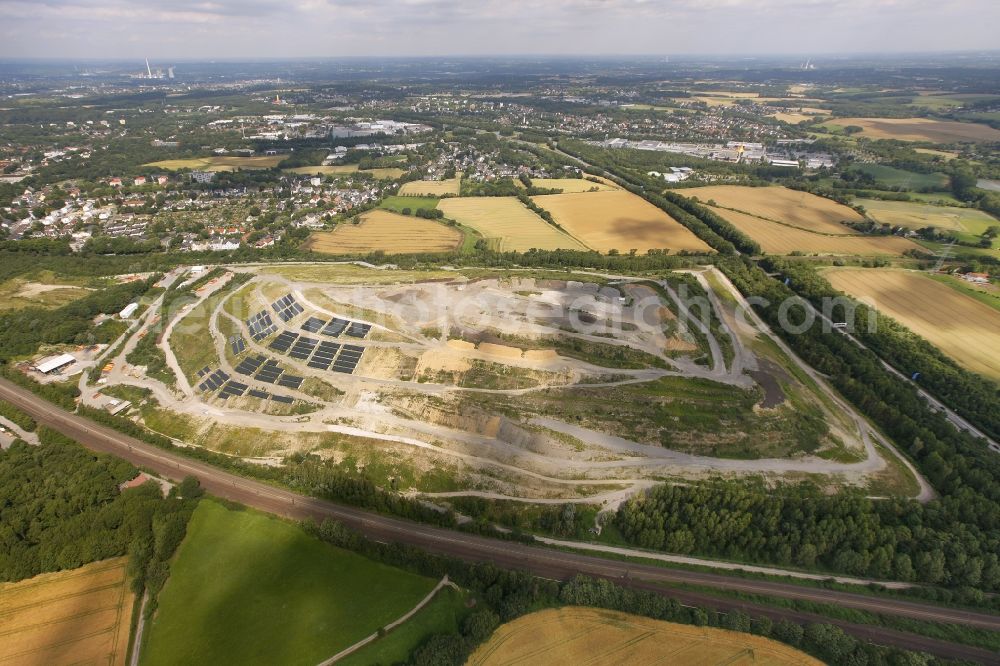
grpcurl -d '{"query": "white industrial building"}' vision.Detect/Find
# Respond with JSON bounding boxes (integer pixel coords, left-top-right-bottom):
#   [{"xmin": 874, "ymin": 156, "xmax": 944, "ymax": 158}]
[{"xmin": 33, "ymin": 353, "xmax": 77, "ymax": 374}]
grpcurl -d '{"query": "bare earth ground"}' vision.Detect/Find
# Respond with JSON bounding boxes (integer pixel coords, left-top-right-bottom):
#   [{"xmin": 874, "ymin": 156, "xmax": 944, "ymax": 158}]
[
  {"xmin": 468, "ymin": 607, "xmax": 822, "ymax": 666},
  {"xmin": 0, "ymin": 558, "xmax": 135, "ymax": 666},
  {"xmin": 824, "ymin": 268, "xmax": 1000, "ymax": 380},
  {"xmin": 79, "ymin": 263, "xmax": 927, "ymax": 510}
]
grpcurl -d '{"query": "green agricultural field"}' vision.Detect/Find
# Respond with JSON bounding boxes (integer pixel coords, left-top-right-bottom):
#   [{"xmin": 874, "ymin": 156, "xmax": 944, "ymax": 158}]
[
  {"xmin": 338, "ymin": 587, "xmax": 471, "ymax": 666},
  {"xmin": 855, "ymin": 198, "xmax": 999, "ymax": 237},
  {"xmin": 852, "ymin": 164, "xmax": 950, "ymax": 190},
  {"xmin": 141, "ymin": 500, "xmax": 438, "ymax": 666},
  {"xmin": 379, "ymin": 195, "xmax": 440, "ymax": 214}
]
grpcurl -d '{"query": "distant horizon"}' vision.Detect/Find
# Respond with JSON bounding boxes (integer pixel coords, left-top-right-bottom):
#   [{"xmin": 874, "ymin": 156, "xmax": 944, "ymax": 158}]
[
  {"xmin": 3, "ymin": 0, "xmax": 998, "ymax": 60},
  {"xmin": 3, "ymin": 51, "xmax": 1000, "ymax": 67}
]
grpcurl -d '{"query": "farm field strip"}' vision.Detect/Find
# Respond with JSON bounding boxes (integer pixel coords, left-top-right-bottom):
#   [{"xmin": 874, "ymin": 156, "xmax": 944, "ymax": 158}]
[
  {"xmin": 144, "ymin": 155, "xmax": 285, "ymax": 171},
  {"xmin": 469, "ymin": 607, "xmax": 822, "ymax": 666},
  {"xmin": 710, "ymin": 206, "xmax": 923, "ymax": 256},
  {"xmin": 682, "ymin": 185, "xmax": 863, "ymax": 234},
  {"xmin": 854, "ymin": 198, "xmax": 998, "ymax": 234},
  {"xmin": 0, "ymin": 557, "xmax": 134, "ymax": 666},
  {"xmin": 438, "ymin": 196, "xmax": 587, "ymax": 252},
  {"xmin": 530, "ymin": 177, "xmax": 618, "ymax": 192},
  {"xmin": 398, "ymin": 177, "xmax": 461, "ymax": 196},
  {"xmin": 825, "ymin": 117, "xmax": 1000, "ymax": 143},
  {"xmin": 307, "ymin": 209, "xmax": 462, "ymax": 254},
  {"xmin": 824, "ymin": 268, "xmax": 1000, "ymax": 380},
  {"xmin": 532, "ymin": 190, "xmax": 713, "ymax": 254}
]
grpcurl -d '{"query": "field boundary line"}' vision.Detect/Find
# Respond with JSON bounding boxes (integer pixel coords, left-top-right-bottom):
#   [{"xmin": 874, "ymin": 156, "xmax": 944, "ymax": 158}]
[{"xmin": 317, "ymin": 575, "xmax": 458, "ymax": 665}]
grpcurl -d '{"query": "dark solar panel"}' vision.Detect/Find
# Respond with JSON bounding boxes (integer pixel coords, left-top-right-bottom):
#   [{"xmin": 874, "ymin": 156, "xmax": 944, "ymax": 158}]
[
  {"xmin": 321, "ymin": 319, "xmax": 347, "ymax": 337},
  {"xmin": 301, "ymin": 317, "xmax": 326, "ymax": 333},
  {"xmin": 308, "ymin": 360, "xmax": 331, "ymax": 370},
  {"xmin": 198, "ymin": 366, "xmax": 211, "ymax": 377},
  {"xmin": 331, "ymin": 365, "xmax": 353, "ymax": 374},
  {"xmin": 271, "ymin": 395, "xmax": 293, "ymax": 404},
  {"xmin": 248, "ymin": 389, "xmax": 269, "ymax": 399},
  {"xmin": 345, "ymin": 322, "xmax": 371, "ymax": 338},
  {"xmin": 277, "ymin": 375, "xmax": 302, "ymax": 389}
]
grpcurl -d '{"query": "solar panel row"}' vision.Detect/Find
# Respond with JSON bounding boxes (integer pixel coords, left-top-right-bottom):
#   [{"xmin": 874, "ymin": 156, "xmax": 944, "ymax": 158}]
[
  {"xmin": 277, "ymin": 374, "xmax": 303, "ymax": 389},
  {"xmin": 301, "ymin": 316, "xmax": 326, "ymax": 333},
  {"xmin": 198, "ymin": 368, "xmax": 230, "ymax": 392},
  {"xmin": 219, "ymin": 380, "xmax": 248, "ymax": 399},
  {"xmin": 234, "ymin": 354, "xmax": 266, "ymax": 376},
  {"xmin": 345, "ymin": 322, "xmax": 372, "ymax": 338},
  {"xmin": 231, "ymin": 336, "xmax": 246, "ymax": 355},
  {"xmin": 269, "ymin": 330, "xmax": 298, "ymax": 353}
]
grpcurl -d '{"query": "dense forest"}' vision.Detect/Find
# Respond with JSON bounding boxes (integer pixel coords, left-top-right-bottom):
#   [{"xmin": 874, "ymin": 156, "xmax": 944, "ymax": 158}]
[{"xmin": 0, "ymin": 429, "xmax": 199, "ymax": 603}]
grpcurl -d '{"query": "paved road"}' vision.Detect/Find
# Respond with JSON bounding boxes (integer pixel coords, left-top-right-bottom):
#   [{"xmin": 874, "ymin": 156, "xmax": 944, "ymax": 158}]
[{"xmin": 3, "ymin": 377, "xmax": 998, "ymax": 664}]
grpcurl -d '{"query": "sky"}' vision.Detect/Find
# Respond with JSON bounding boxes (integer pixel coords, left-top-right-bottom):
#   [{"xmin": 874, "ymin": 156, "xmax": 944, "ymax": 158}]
[{"xmin": 0, "ymin": 0, "xmax": 997, "ymax": 60}]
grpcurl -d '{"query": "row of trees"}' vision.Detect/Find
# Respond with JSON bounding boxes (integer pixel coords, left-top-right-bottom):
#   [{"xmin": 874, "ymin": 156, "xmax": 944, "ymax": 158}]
[{"xmin": 306, "ymin": 518, "xmax": 941, "ymax": 666}]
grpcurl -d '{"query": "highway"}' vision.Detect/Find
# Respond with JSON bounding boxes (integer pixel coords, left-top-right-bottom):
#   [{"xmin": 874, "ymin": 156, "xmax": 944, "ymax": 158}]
[{"xmin": 2, "ymin": 377, "xmax": 999, "ymax": 663}]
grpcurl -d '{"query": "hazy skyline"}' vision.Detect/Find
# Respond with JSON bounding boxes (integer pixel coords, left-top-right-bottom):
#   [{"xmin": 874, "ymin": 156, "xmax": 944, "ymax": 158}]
[{"xmin": 1, "ymin": 0, "xmax": 998, "ymax": 59}]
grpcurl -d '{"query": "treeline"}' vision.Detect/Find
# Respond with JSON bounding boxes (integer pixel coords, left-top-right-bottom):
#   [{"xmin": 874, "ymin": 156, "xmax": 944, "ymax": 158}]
[
  {"xmin": 305, "ymin": 518, "xmax": 944, "ymax": 666},
  {"xmin": 0, "ymin": 399, "xmax": 37, "ymax": 432},
  {"xmin": 0, "ymin": 430, "xmax": 198, "ymax": 597},
  {"xmin": 0, "ymin": 275, "xmax": 156, "ymax": 362},
  {"xmin": 617, "ymin": 480, "xmax": 999, "ymax": 589},
  {"xmin": 661, "ymin": 190, "xmax": 763, "ymax": 255},
  {"xmin": 651, "ymin": 258, "xmax": 1000, "ymax": 592},
  {"xmin": 767, "ymin": 259, "xmax": 1000, "ymax": 441}
]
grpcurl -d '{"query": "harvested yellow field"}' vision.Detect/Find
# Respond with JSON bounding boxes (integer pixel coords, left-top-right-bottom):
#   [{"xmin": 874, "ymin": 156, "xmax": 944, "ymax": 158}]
[
  {"xmin": 306, "ymin": 209, "xmax": 461, "ymax": 254},
  {"xmin": 825, "ymin": 268, "xmax": 1000, "ymax": 380},
  {"xmin": 469, "ymin": 607, "xmax": 821, "ymax": 666},
  {"xmin": 684, "ymin": 185, "xmax": 863, "ymax": 234},
  {"xmin": 855, "ymin": 199, "xmax": 998, "ymax": 233},
  {"xmin": 711, "ymin": 207, "xmax": 923, "ymax": 256},
  {"xmin": 531, "ymin": 177, "xmax": 618, "ymax": 193},
  {"xmin": 533, "ymin": 190, "xmax": 713, "ymax": 254},
  {"xmin": 438, "ymin": 197, "xmax": 587, "ymax": 252},
  {"xmin": 827, "ymin": 118, "xmax": 1000, "ymax": 143},
  {"xmin": 914, "ymin": 148, "xmax": 960, "ymax": 161},
  {"xmin": 399, "ymin": 177, "xmax": 461, "ymax": 196},
  {"xmin": 364, "ymin": 167, "xmax": 406, "ymax": 179},
  {"xmin": 0, "ymin": 558, "xmax": 135, "ymax": 666},
  {"xmin": 145, "ymin": 155, "xmax": 285, "ymax": 171},
  {"xmin": 283, "ymin": 164, "xmax": 359, "ymax": 175}
]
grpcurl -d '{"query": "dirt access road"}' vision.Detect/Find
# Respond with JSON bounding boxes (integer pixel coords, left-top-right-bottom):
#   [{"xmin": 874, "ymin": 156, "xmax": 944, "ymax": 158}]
[{"xmin": 2, "ymin": 378, "xmax": 998, "ymax": 664}]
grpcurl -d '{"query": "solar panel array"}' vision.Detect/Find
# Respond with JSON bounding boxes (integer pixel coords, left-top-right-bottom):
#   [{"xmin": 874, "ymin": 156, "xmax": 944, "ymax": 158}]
[
  {"xmin": 197, "ymin": 368, "xmax": 230, "ymax": 392},
  {"xmin": 277, "ymin": 374, "xmax": 303, "ymax": 390},
  {"xmin": 333, "ymin": 344, "xmax": 364, "ymax": 374},
  {"xmin": 301, "ymin": 316, "xmax": 326, "ymax": 333},
  {"xmin": 247, "ymin": 311, "xmax": 276, "ymax": 341},
  {"xmin": 219, "ymin": 380, "xmax": 248, "ymax": 399},
  {"xmin": 321, "ymin": 318, "xmax": 349, "ymax": 337},
  {"xmin": 269, "ymin": 330, "xmax": 298, "ymax": 353},
  {"xmin": 345, "ymin": 322, "xmax": 372, "ymax": 338},
  {"xmin": 235, "ymin": 354, "xmax": 265, "ymax": 376},
  {"xmin": 289, "ymin": 336, "xmax": 318, "ymax": 360},
  {"xmin": 308, "ymin": 340, "xmax": 341, "ymax": 370},
  {"xmin": 255, "ymin": 358, "xmax": 283, "ymax": 384},
  {"xmin": 271, "ymin": 294, "xmax": 304, "ymax": 322},
  {"xmin": 230, "ymin": 335, "xmax": 246, "ymax": 356}
]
